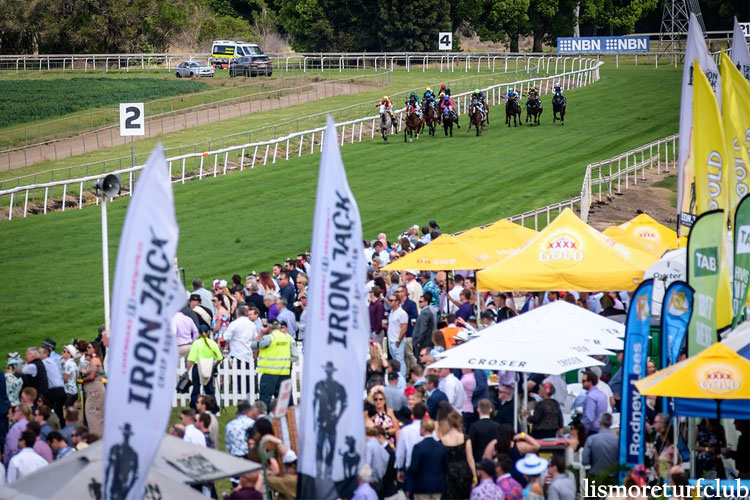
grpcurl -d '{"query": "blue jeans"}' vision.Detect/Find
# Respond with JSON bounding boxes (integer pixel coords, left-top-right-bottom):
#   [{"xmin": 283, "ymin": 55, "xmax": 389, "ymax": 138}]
[
  {"xmin": 388, "ymin": 340, "xmax": 406, "ymax": 378},
  {"xmin": 190, "ymin": 364, "xmax": 217, "ymax": 413}
]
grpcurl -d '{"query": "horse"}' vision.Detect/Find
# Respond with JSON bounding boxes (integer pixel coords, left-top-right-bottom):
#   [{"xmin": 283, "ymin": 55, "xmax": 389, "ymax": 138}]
[
  {"xmin": 379, "ymin": 104, "xmax": 392, "ymax": 143},
  {"xmin": 467, "ymin": 100, "xmax": 485, "ymax": 136},
  {"xmin": 552, "ymin": 94, "xmax": 566, "ymax": 125},
  {"xmin": 403, "ymin": 105, "xmax": 421, "ymax": 143},
  {"xmin": 505, "ymin": 98, "xmax": 522, "ymax": 127},
  {"xmin": 442, "ymin": 106, "xmax": 459, "ymax": 137},
  {"xmin": 525, "ymin": 96, "xmax": 543, "ymax": 126},
  {"xmin": 422, "ymin": 101, "xmax": 439, "ymax": 136}
]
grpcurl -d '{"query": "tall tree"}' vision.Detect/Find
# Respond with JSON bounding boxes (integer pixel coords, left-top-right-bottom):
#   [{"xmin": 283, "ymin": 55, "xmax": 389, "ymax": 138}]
[
  {"xmin": 580, "ymin": 0, "xmax": 657, "ymax": 35},
  {"xmin": 528, "ymin": 0, "xmax": 576, "ymax": 51},
  {"xmin": 473, "ymin": 0, "xmax": 530, "ymax": 52}
]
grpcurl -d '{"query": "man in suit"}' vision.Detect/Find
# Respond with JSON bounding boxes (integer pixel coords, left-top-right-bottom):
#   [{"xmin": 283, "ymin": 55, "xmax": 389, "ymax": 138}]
[
  {"xmin": 494, "ymin": 383, "xmax": 516, "ymax": 427},
  {"xmin": 408, "ymin": 419, "xmax": 447, "ymax": 500},
  {"xmin": 424, "ymin": 374, "xmax": 447, "ymax": 420},
  {"xmin": 469, "ymin": 399, "xmax": 500, "ymax": 463}
]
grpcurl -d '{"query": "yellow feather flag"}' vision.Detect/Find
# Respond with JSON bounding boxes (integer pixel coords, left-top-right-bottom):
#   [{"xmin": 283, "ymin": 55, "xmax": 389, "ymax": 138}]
[
  {"xmin": 721, "ymin": 51, "xmax": 750, "ymax": 214},
  {"xmin": 693, "ymin": 60, "xmax": 730, "ymax": 213}
]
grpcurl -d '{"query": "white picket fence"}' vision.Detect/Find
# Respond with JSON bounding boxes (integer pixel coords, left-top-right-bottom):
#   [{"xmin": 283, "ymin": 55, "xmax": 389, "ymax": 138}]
[
  {"xmin": 172, "ymin": 348, "xmax": 304, "ymax": 409},
  {"xmin": 0, "ymin": 58, "xmax": 601, "ymax": 220}
]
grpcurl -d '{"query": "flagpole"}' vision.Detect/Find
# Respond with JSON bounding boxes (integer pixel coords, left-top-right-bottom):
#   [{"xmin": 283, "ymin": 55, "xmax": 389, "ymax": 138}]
[{"xmin": 101, "ymin": 196, "xmax": 111, "ymax": 332}]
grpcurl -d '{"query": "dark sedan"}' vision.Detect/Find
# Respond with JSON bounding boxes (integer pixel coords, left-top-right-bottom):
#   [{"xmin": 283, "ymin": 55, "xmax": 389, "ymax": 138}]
[{"xmin": 229, "ymin": 56, "xmax": 273, "ymax": 77}]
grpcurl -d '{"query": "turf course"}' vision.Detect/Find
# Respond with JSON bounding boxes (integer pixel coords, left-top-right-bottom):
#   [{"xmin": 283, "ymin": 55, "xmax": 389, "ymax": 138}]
[{"xmin": 0, "ymin": 63, "xmax": 681, "ymax": 360}]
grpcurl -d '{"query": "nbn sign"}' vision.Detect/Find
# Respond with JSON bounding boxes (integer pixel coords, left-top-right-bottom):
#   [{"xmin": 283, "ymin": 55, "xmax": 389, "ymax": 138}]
[{"xmin": 557, "ymin": 36, "xmax": 650, "ymax": 53}]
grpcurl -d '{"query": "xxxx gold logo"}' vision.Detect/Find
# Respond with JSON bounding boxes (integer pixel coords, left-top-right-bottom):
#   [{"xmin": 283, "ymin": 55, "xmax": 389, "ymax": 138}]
[
  {"xmin": 636, "ymin": 294, "xmax": 650, "ymax": 321},
  {"xmin": 636, "ymin": 227, "xmax": 660, "ymax": 241},
  {"xmin": 538, "ymin": 234, "xmax": 583, "ymax": 267},
  {"xmin": 699, "ymin": 368, "xmax": 740, "ymax": 395}
]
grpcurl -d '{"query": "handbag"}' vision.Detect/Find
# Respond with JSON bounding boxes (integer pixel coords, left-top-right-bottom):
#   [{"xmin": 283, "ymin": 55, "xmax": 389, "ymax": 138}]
[
  {"xmin": 198, "ymin": 358, "xmax": 214, "ymax": 386},
  {"xmin": 176, "ymin": 371, "xmax": 191, "ymax": 393}
]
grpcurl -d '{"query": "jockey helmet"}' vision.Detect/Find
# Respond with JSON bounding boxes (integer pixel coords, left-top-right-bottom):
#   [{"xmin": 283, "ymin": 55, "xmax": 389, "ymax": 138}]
[
  {"xmin": 383, "ymin": 96, "xmax": 388, "ymax": 100},
  {"xmin": 554, "ymin": 82, "xmax": 560, "ymax": 87},
  {"xmin": 440, "ymin": 84, "xmax": 446, "ymax": 89},
  {"xmin": 426, "ymin": 87, "xmax": 431, "ymax": 92},
  {"xmin": 474, "ymin": 89, "xmax": 480, "ymax": 94}
]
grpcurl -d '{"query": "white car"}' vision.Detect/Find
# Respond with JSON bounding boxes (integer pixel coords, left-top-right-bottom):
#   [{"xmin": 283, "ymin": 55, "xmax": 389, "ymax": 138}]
[{"xmin": 175, "ymin": 61, "xmax": 214, "ymax": 78}]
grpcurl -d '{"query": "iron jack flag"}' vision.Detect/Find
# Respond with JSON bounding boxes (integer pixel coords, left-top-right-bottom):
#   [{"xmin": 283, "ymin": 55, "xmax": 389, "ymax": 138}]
[
  {"xmin": 102, "ymin": 144, "xmax": 185, "ymax": 500},
  {"xmin": 297, "ymin": 116, "xmax": 369, "ymax": 500},
  {"xmin": 732, "ymin": 17, "xmax": 750, "ymax": 81}
]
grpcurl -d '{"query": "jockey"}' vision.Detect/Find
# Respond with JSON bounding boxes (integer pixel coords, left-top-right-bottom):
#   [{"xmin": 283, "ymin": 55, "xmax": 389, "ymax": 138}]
[
  {"xmin": 423, "ymin": 87, "xmax": 436, "ymax": 106},
  {"xmin": 376, "ymin": 95, "xmax": 396, "ymax": 123},
  {"xmin": 439, "ymin": 83, "xmax": 451, "ymax": 97},
  {"xmin": 505, "ymin": 87, "xmax": 518, "ymax": 101},
  {"xmin": 553, "ymin": 82, "xmax": 563, "ymax": 97},
  {"xmin": 406, "ymin": 92, "xmax": 422, "ymax": 117},
  {"xmin": 471, "ymin": 88, "xmax": 487, "ymax": 121}
]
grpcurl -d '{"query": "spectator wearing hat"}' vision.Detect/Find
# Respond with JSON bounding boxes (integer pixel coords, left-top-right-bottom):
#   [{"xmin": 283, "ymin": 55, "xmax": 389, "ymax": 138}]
[
  {"xmin": 471, "ymin": 459, "xmax": 504, "ymax": 500},
  {"xmin": 252, "ymin": 320, "xmax": 299, "ymax": 409},
  {"xmin": 5, "ymin": 353, "xmax": 24, "ymax": 406},
  {"xmin": 173, "ymin": 305, "xmax": 200, "ymax": 361},
  {"xmin": 189, "ymin": 294, "xmax": 213, "ymax": 334},
  {"xmin": 60, "ymin": 345, "xmax": 79, "ymax": 407},
  {"xmin": 192, "ymin": 278, "xmax": 215, "ymax": 315},
  {"xmin": 546, "ymin": 456, "xmax": 576, "ymax": 500},
  {"xmin": 404, "ymin": 270, "xmax": 422, "ymax": 305},
  {"xmin": 514, "ymin": 453, "xmax": 548, "ymax": 500}
]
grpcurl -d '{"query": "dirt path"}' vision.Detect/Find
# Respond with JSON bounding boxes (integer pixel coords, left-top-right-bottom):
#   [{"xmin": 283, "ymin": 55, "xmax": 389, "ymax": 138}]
[
  {"xmin": 2, "ymin": 80, "xmax": 376, "ymax": 171},
  {"xmin": 586, "ymin": 164, "xmax": 678, "ymax": 230}
]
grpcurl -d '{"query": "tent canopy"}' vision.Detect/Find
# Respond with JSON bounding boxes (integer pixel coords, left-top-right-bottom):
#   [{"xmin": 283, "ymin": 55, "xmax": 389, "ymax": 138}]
[
  {"xmin": 477, "ymin": 208, "xmax": 659, "ymax": 291},
  {"xmin": 634, "ymin": 342, "xmax": 750, "ymax": 399},
  {"xmin": 615, "ymin": 213, "xmax": 686, "ymax": 250},
  {"xmin": 382, "ymin": 234, "xmax": 486, "ymax": 271},
  {"xmin": 602, "ymin": 225, "xmax": 669, "ymax": 257},
  {"xmin": 453, "ymin": 219, "xmax": 537, "ymax": 264}
]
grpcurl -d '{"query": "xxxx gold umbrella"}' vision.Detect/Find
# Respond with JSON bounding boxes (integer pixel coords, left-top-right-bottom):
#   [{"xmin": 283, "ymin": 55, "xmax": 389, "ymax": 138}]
[
  {"xmin": 453, "ymin": 219, "xmax": 537, "ymax": 266},
  {"xmin": 382, "ymin": 234, "xmax": 486, "ymax": 271},
  {"xmin": 602, "ymin": 225, "xmax": 669, "ymax": 257},
  {"xmin": 634, "ymin": 342, "xmax": 750, "ymax": 419},
  {"xmin": 616, "ymin": 213, "xmax": 686, "ymax": 250}
]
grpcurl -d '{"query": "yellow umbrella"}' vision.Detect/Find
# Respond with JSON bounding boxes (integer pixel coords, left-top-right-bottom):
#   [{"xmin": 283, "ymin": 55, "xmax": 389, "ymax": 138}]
[
  {"xmin": 616, "ymin": 213, "xmax": 686, "ymax": 250},
  {"xmin": 477, "ymin": 208, "xmax": 660, "ymax": 291},
  {"xmin": 634, "ymin": 342, "xmax": 750, "ymax": 402},
  {"xmin": 454, "ymin": 219, "xmax": 537, "ymax": 266},
  {"xmin": 382, "ymin": 234, "xmax": 486, "ymax": 271},
  {"xmin": 602, "ymin": 226, "xmax": 669, "ymax": 257}
]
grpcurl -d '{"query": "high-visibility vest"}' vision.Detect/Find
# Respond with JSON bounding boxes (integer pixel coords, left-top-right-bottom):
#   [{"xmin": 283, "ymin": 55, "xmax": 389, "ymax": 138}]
[
  {"xmin": 442, "ymin": 325, "xmax": 461, "ymax": 348},
  {"xmin": 257, "ymin": 330, "xmax": 292, "ymax": 375}
]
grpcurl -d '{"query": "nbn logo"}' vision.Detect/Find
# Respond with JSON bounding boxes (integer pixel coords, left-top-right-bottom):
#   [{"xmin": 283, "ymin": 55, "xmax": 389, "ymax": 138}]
[{"xmin": 557, "ymin": 36, "xmax": 650, "ymax": 53}]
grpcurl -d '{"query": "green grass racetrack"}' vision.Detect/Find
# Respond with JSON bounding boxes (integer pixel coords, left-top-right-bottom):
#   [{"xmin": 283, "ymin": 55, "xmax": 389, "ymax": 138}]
[{"xmin": 0, "ymin": 64, "xmax": 681, "ymax": 360}]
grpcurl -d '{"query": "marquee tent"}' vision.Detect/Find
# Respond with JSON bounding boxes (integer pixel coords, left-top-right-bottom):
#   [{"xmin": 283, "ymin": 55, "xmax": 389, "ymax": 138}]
[
  {"xmin": 382, "ymin": 234, "xmax": 485, "ymax": 271},
  {"xmin": 453, "ymin": 219, "xmax": 537, "ymax": 263},
  {"xmin": 614, "ymin": 213, "xmax": 686, "ymax": 250},
  {"xmin": 477, "ymin": 208, "xmax": 660, "ymax": 291},
  {"xmin": 602, "ymin": 225, "xmax": 669, "ymax": 257}
]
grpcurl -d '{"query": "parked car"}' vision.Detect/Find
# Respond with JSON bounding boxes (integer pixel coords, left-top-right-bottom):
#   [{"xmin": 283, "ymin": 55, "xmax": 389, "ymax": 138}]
[
  {"xmin": 175, "ymin": 61, "xmax": 214, "ymax": 78},
  {"xmin": 210, "ymin": 40, "xmax": 264, "ymax": 68},
  {"xmin": 229, "ymin": 56, "xmax": 273, "ymax": 77}
]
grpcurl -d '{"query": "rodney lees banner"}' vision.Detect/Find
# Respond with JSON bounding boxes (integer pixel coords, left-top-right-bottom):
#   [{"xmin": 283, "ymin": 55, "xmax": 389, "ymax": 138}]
[
  {"xmin": 556, "ymin": 36, "xmax": 649, "ymax": 53},
  {"xmin": 734, "ymin": 195, "xmax": 750, "ymax": 327},
  {"xmin": 619, "ymin": 279, "xmax": 653, "ymax": 471},
  {"xmin": 102, "ymin": 144, "xmax": 185, "ymax": 500},
  {"xmin": 677, "ymin": 13, "xmax": 721, "ymax": 233},
  {"xmin": 733, "ymin": 17, "xmax": 750, "ymax": 81},
  {"xmin": 297, "ymin": 116, "xmax": 369, "ymax": 500},
  {"xmin": 687, "ymin": 210, "xmax": 725, "ymax": 356}
]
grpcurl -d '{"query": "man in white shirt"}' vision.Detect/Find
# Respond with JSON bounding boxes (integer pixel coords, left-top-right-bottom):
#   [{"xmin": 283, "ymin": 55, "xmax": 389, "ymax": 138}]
[
  {"xmin": 438, "ymin": 368, "xmax": 465, "ymax": 413},
  {"xmin": 446, "ymin": 275, "xmax": 465, "ymax": 315},
  {"xmin": 180, "ymin": 409, "xmax": 206, "ymax": 447},
  {"xmin": 224, "ymin": 306, "xmax": 257, "ymax": 367},
  {"xmin": 395, "ymin": 403, "xmax": 428, "ymax": 496},
  {"xmin": 386, "ymin": 296, "xmax": 409, "ymax": 379},
  {"xmin": 404, "ymin": 270, "xmax": 423, "ymax": 308},
  {"xmin": 7, "ymin": 431, "xmax": 47, "ymax": 482}
]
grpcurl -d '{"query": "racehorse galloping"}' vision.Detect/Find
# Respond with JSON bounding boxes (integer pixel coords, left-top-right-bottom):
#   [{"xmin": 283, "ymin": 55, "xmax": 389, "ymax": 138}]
[
  {"xmin": 442, "ymin": 107, "xmax": 459, "ymax": 137},
  {"xmin": 379, "ymin": 104, "xmax": 392, "ymax": 143},
  {"xmin": 467, "ymin": 100, "xmax": 485, "ymax": 136},
  {"xmin": 552, "ymin": 94, "xmax": 566, "ymax": 125},
  {"xmin": 404, "ymin": 105, "xmax": 421, "ymax": 143},
  {"xmin": 422, "ymin": 102, "xmax": 439, "ymax": 136},
  {"xmin": 525, "ymin": 95, "xmax": 543, "ymax": 126},
  {"xmin": 505, "ymin": 98, "xmax": 522, "ymax": 127}
]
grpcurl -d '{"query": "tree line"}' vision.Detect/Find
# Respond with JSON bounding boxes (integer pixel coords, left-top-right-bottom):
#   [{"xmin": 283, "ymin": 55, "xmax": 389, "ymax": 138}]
[{"xmin": 0, "ymin": 0, "xmax": 743, "ymax": 55}]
